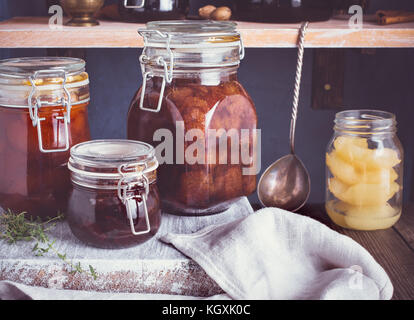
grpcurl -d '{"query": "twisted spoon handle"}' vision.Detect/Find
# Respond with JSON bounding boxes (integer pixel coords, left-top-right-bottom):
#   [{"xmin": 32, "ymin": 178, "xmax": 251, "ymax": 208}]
[{"xmin": 289, "ymin": 21, "xmax": 309, "ymax": 155}]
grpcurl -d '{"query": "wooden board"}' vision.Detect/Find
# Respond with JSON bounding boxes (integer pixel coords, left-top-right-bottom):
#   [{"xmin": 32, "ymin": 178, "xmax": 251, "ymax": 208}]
[
  {"xmin": 1, "ymin": 17, "xmax": 414, "ymax": 48},
  {"xmin": 394, "ymin": 204, "xmax": 414, "ymax": 251},
  {"xmin": 311, "ymin": 49, "xmax": 345, "ymax": 110},
  {"xmin": 0, "ymin": 197, "xmax": 253, "ymax": 297}
]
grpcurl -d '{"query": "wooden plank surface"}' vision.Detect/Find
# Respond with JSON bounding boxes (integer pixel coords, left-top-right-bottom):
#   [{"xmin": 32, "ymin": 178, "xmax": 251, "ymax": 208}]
[
  {"xmin": 2, "ymin": 199, "xmax": 413, "ymax": 299},
  {"xmin": 0, "ymin": 197, "xmax": 252, "ymax": 297},
  {"xmin": 1, "ymin": 17, "xmax": 414, "ymax": 48},
  {"xmin": 298, "ymin": 203, "xmax": 414, "ymax": 300},
  {"xmin": 311, "ymin": 49, "xmax": 345, "ymax": 110},
  {"xmin": 394, "ymin": 204, "xmax": 414, "ymax": 252}
]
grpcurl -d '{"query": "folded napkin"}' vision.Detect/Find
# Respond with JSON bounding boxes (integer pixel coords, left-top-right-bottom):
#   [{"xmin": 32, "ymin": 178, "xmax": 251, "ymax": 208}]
[{"xmin": 160, "ymin": 207, "xmax": 393, "ymax": 300}]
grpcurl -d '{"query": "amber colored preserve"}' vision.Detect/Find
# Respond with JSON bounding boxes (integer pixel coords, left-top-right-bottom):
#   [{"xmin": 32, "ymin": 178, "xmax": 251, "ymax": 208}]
[{"xmin": 0, "ymin": 57, "xmax": 91, "ymax": 219}]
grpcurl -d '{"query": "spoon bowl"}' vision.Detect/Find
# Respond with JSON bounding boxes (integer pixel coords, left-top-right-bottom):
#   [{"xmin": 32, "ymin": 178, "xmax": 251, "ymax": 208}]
[
  {"xmin": 257, "ymin": 154, "xmax": 310, "ymax": 212},
  {"xmin": 257, "ymin": 21, "xmax": 311, "ymax": 212}
]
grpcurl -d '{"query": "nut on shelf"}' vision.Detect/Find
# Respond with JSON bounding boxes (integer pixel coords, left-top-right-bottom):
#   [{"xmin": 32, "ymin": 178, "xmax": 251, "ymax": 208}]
[{"xmin": 198, "ymin": 5, "xmax": 232, "ymax": 21}]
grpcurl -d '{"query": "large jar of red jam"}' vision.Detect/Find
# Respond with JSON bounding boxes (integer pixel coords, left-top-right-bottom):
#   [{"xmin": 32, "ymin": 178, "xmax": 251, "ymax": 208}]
[
  {"xmin": 127, "ymin": 21, "xmax": 258, "ymax": 215},
  {"xmin": 67, "ymin": 140, "xmax": 161, "ymax": 249},
  {"xmin": 0, "ymin": 57, "xmax": 91, "ymax": 219}
]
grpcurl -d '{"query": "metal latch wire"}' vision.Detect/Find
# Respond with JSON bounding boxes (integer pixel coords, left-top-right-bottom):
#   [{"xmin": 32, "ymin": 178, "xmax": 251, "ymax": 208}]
[
  {"xmin": 117, "ymin": 163, "xmax": 151, "ymax": 236},
  {"xmin": 27, "ymin": 69, "xmax": 71, "ymax": 153}
]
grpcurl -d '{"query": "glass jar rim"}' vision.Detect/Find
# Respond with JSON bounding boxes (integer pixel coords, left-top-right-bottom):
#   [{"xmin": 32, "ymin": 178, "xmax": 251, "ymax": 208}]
[
  {"xmin": 0, "ymin": 57, "xmax": 89, "ymax": 109},
  {"xmin": 69, "ymin": 139, "xmax": 158, "ymax": 180},
  {"xmin": 146, "ymin": 20, "xmax": 238, "ymax": 34},
  {"xmin": 334, "ymin": 109, "xmax": 397, "ymax": 134},
  {"xmin": 0, "ymin": 57, "xmax": 85, "ymax": 79},
  {"xmin": 139, "ymin": 20, "xmax": 242, "ymax": 50},
  {"xmin": 142, "ymin": 20, "xmax": 240, "ymax": 43}
]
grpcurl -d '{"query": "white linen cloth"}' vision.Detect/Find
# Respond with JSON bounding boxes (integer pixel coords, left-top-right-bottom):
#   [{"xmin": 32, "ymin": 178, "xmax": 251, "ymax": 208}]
[
  {"xmin": 0, "ymin": 207, "xmax": 393, "ymax": 300},
  {"xmin": 160, "ymin": 207, "xmax": 393, "ymax": 300}
]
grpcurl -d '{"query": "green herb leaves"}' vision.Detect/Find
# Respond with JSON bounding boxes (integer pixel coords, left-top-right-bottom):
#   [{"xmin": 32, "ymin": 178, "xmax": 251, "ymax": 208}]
[{"xmin": 0, "ymin": 209, "xmax": 98, "ymax": 280}]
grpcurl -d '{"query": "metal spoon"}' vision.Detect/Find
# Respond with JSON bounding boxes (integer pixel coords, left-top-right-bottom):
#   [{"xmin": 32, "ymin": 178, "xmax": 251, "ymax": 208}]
[{"xmin": 257, "ymin": 22, "xmax": 311, "ymax": 212}]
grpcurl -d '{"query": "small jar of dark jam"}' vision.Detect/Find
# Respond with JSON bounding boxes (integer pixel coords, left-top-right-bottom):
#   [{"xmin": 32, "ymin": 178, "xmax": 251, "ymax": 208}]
[{"xmin": 67, "ymin": 139, "xmax": 161, "ymax": 249}]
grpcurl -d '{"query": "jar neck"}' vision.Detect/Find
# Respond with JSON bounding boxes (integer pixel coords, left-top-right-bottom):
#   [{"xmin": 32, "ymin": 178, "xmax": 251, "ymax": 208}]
[
  {"xmin": 69, "ymin": 168, "xmax": 157, "ymax": 190},
  {"xmin": 71, "ymin": 178, "xmax": 156, "ymax": 192},
  {"xmin": 334, "ymin": 110, "xmax": 397, "ymax": 137},
  {"xmin": 141, "ymin": 42, "xmax": 242, "ymax": 86},
  {"xmin": 143, "ymin": 45, "xmax": 241, "ymax": 68},
  {"xmin": 149, "ymin": 66, "xmax": 238, "ymax": 86},
  {"xmin": 68, "ymin": 161, "xmax": 158, "ymax": 190},
  {"xmin": 0, "ymin": 71, "xmax": 90, "ymax": 108}
]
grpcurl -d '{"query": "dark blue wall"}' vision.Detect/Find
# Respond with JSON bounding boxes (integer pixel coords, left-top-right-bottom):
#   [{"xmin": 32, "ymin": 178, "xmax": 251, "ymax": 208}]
[{"xmin": 1, "ymin": 0, "xmax": 414, "ymax": 205}]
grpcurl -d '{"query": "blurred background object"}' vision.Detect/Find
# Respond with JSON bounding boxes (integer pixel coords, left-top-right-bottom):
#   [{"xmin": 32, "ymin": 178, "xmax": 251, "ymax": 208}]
[
  {"xmin": 231, "ymin": 0, "xmax": 334, "ymax": 23},
  {"xmin": 60, "ymin": 0, "xmax": 105, "ymax": 26},
  {"xmin": 118, "ymin": 0, "xmax": 189, "ymax": 22},
  {"xmin": 334, "ymin": 0, "xmax": 370, "ymax": 14},
  {"xmin": 377, "ymin": 10, "xmax": 414, "ymax": 25}
]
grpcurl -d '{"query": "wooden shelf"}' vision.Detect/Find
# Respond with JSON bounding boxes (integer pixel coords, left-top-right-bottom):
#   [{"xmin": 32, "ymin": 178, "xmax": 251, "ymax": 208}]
[{"xmin": 1, "ymin": 16, "xmax": 414, "ymax": 48}]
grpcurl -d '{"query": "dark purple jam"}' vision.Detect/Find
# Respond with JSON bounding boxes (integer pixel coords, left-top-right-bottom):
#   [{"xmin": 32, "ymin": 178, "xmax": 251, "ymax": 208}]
[{"xmin": 67, "ymin": 183, "xmax": 161, "ymax": 249}]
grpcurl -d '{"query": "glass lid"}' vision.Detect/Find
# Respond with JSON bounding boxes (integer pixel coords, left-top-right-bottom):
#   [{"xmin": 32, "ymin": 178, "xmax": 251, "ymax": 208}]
[
  {"xmin": 69, "ymin": 140, "xmax": 158, "ymax": 188},
  {"xmin": 146, "ymin": 20, "xmax": 238, "ymax": 35},
  {"xmin": 70, "ymin": 139, "xmax": 156, "ymax": 167},
  {"xmin": 0, "ymin": 57, "xmax": 85, "ymax": 78},
  {"xmin": 139, "ymin": 20, "xmax": 241, "ymax": 46}
]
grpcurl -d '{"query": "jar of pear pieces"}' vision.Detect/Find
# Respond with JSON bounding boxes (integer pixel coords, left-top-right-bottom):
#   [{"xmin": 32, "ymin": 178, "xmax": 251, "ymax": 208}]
[{"xmin": 325, "ymin": 110, "xmax": 403, "ymax": 231}]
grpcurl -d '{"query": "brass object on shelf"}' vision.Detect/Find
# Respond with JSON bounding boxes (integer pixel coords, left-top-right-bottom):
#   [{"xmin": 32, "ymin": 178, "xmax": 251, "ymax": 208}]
[{"xmin": 60, "ymin": 0, "xmax": 104, "ymax": 26}]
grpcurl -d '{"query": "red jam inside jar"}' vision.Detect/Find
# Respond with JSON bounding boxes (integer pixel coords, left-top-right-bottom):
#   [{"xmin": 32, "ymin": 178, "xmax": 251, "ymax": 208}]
[
  {"xmin": 0, "ymin": 57, "xmax": 91, "ymax": 219},
  {"xmin": 67, "ymin": 139, "xmax": 161, "ymax": 249}
]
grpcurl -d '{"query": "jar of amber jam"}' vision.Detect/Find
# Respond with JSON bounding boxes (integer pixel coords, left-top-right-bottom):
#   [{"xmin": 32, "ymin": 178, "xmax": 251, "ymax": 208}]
[
  {"xmin": 67, "ymin": 140, "xmax": 161, "ymax": 249},
  {"xmin": 325, "ymin": 110, "xmax": 404, "ymax": 231},
  {"xmin": 0, "ymin": 57, "xmax": 91, "ymax": 219},
  {"xmin": 128, "ymin": 21, "xmax": 258, "ymax": 215}
]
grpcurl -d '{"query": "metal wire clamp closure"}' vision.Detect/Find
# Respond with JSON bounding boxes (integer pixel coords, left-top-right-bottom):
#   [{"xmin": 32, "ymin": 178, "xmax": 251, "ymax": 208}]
[
  {"xmin": 239, "ymin": 36, "xmax": 245, "ymax": 60},
  {"xmin": 117, "ymin": 162, "xmax": 151, "ymax": 236},
  {"xmin": 138, "ymin": 30, "xmax": 173, "ymax": 113},
  {"xmin": 28, "ymin": 69, "xmax": 71, "ymax": 153}
]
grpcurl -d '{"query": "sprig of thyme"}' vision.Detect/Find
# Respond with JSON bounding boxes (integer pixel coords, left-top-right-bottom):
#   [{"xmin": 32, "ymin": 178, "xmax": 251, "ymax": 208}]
[{"xmin": 0, "ymin": 209, "xmax": 98, "ymax": 280}]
